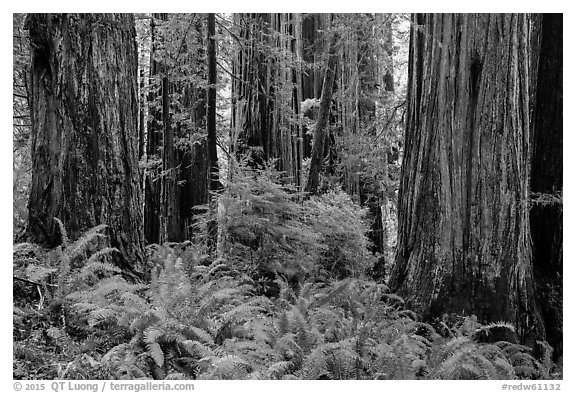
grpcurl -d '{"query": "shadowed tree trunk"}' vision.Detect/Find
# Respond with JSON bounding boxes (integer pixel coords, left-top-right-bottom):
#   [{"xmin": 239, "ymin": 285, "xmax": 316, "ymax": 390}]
[
  {"xmin": 206, "ymin": 13, "xmax": 220, "ymax": 249},
  {"xmin": 389, "ymin": 14, "xmax": 544, "ymax": 344},
  {"xmin": 25, "ymin": 13, "xmax": 145, "ymax": 270},
  {"xmin": 304, "ymin": 31, "xmax": 339, "ymax": 195},
  {"xmin": 231, "ymin": 13, "xmax": 273, "ymax": 168},
  {"xmin": 299, "ymin": 14, "xmax": 329, "ymax": 158},
  {"xmin": 207, "ymin": 13, "xmax": 220, "ymax": 193},
  {"xmin": 145, "ymin": 14, "xmax": 210, "ymax": 243},
  {"xmin": 144, "ymin": 13, "xmax": 165, "ymax": 244},
  {"xmin": 530, "ymin": 13, "xmax": 562, "ymax": 359},
  {"xmin": 168, "ymin": 16, "xmax": 210, "ymax": 242},
  {"xmin": 231, "ymin": 13, "xmax": 303, "ymax": 185}
]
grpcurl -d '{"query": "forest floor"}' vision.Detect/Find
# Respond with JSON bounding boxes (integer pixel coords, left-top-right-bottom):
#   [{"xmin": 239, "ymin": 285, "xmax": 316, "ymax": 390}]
[{"xmin": 13, "ymin": 236, "xmax": 563, "ymax": 380}]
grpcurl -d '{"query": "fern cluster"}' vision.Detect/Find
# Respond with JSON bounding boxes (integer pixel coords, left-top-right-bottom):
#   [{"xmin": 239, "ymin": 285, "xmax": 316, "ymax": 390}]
[{"xmin": 14, "ymin": 222, "xmax": 559, "ymax": 380}]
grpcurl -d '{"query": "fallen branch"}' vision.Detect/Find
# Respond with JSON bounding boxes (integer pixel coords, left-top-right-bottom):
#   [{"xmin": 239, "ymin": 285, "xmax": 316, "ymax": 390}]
[{"xmin": 13, "ymin": 275, "xmax": 58, "ymax": 288}]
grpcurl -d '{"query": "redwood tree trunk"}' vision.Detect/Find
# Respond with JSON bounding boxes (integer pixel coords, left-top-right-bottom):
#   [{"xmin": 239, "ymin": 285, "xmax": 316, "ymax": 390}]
[
  {"xmin": 160, "ymin": 72, "xmax": 178, "ymax": 242},
  {"xmin": 231, "ymin": 13, "xmax": 303, "ymax": 183},
  {"xmin": 389, "ymin": 14, "xmax": 544, "ymax": 344},
  {"xmin": 207, "ymin": 13, "xmax": 220, "ymax": 193},
  {"xmin": 206, "ymin": 13, "xmax": 220, "ymax": 249},
  {"xmin": 145, "ymin": 14, "xmax": 210, "ymax": 243},
  {"xmin": 530, "ymin": 14, "xmax": 562, "ymax": 358},
  {"xmin": 26, "ymin": 13, "xmax": 145, "ymax": 270},
  {"xmin": 144, "ymin": 14, "xmax": 165, "ymax": 244},
  {"xmin": 304, "ymin": 32, "xmax": 339, "ymax": 196},
  {"xmin": 231, "ymin": 13, "xmax": 273, "ymax": 168}
]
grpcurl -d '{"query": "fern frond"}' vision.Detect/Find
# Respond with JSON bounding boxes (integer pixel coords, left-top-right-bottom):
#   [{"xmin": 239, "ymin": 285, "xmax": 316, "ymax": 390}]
[
  {"xmin": 221, "ymin": 303, "xmax": 266, "ymax": 325},
  {"xmin": 189, "ymin": 327, "xmax": 214, "ymax": 345},
  {"xmin": 13, "ymin": 242, "xmax": 41, "ymax": 254},
  {"xmin": 181, "ymin": 340, "xmax": 214, "ymax": 359},
  {"xmin": 88, "ymin": 307, "xmax": 117, "ymax": 327},
  {"xmin": 435, "ymin": 343, "xmax": 478, "ymax": 378},
  {"xmin": 299, "ymin": 346, "xmax": 328, "ymax": 379},
  {"xmin": 119, "ymin": 292, "xmax": 149, "ymax": 313},
  {"xmin": 493, "ymin": 357, "xmax": 516, "ymax": 379},
  {"xmin": 278, "ymin": 311, "xmax": 290, "ymax": 336},
  {"xmin": 86, "ymin": 247, "xmax": 120, "ymax": 265},
  {"xmin": 381, "ymin": 293, "xmax": 405, "ymax": 307},
  {"xmin": 398, "ymin": 310, "xmax": 418, "ymax": 320},
  {"xmin": 209, "ymin": 355, "xmax": 251, "ymax": 379},
  {"xmin": 67, "ymin": 224, "xmax": 108, "ymax": 259},
  {"xmin": 275, "ymin": 333, "xmax": 304, "ymax": 366},
  {"xmin": 144, "ymin": 326, "xmax": 165, "ymax": 344},
  {"xmin": 473, "ymin": 321, "xmax": 516, "ymax": 343},
  {"xmin": 78, "ymin": 259, "xmax": 121, "ymax": 282},
  {"xmin": 441, "ymin": 336, "xmax": 475, "ymax": 358},
  {"xmin": 147, "ymin": 341, "xmax": 164, "ymax": 367},
  {"xmin": 53, "ymin": 217, "xmax": 69, "ymax": 247},
  {"xmin": 267, "ymin": 360, "xmax": 294, "ymax": 379}
]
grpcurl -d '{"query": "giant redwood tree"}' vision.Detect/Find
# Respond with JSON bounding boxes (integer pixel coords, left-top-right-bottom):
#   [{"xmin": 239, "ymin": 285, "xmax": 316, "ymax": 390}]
[
  {"xmin": 389, "ymin": 14, "xmax": 544, "ymax": 343},
  {"xmin": 25, "ymin": 14, "xmax": 145, "ymax": 270},
  {"xmin": 530, "ymin": 14, "xmax": 563, "ymax": 357}
]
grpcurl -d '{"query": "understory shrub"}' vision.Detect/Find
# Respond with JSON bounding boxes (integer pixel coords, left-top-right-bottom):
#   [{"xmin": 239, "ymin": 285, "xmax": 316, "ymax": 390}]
[{"xmin": 217, "ymin": 162, "xmax": 375, "ymax": 292}]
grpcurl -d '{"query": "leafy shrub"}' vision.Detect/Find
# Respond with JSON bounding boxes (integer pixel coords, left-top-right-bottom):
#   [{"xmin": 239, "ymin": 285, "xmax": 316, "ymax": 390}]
[
  {"xmin": 304, "ymin": 190, "xmax": 374, "ymax": 279},
  {"xmin": 218, "ymin": 163, "xmax": 323, "ymax": 290},
  {"xmin": 217, "ymin": 161, "xmax": 374, "ymax": 291}
]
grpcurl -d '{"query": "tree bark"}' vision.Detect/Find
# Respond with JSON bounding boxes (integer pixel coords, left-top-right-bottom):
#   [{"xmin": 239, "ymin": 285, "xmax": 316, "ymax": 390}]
[
  {"xmin": 144, "ymin": 14, "xmax": 164, "ymax": 244},
  {"xmin": 231, "ymin": 13, "xmax": 273, "ymax": 168},
  {"xmin": 170, "ymin": 16, "xmax": 210, "ymax": 242},
  {"xmin": 530, "ymin": 13, "xmax": 562, "ymax": 358},
  {"xmin": 207, "ymin": 13, "xmax": 220, "ymax": 193},
  {"xmin": 138, "ymin": 69, "xmax": 146, "ymax": 160},
  {"xmin": 206, "ymin": 13, "xmax": 220, "ymax": 249},
  {"xmin": 299, "ymin": 14, "xmax": 329, "ymax": 158},
  {"xmin": 389, "ymin": 14, "xmax": 544, "ymax": 344},
  {"xmin": 160, "ymin": 72, "xmax": 179, "ymax": 242},
  {"xmin": 177, "ymin": 18, "xmax": 210, "ymax": 241},
  {"xmin": 231, "ymin": 13, "xmax": 303, "ymax": 185},
  {"xmin": 26, "ymin": 13, "xmax": 145, "ymax": 271},
  {"xmin": 145, "ymin": 14, "xmax": 210, "ymax": 243},
  {"xmin": 304, "ymin": 32, "xmax": 339, "ymax": 196}
]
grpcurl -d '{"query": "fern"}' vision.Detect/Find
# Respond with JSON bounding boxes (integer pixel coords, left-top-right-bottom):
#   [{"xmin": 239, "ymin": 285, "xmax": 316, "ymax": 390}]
[{"xmin": 53, "ymin": 217, "xmax": 69, "ymax": 247}]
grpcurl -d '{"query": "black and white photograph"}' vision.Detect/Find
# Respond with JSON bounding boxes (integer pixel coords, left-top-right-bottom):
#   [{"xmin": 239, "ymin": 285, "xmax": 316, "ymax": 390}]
[{"xmin": 11, "ymin": 9, "xmax": 565, "ymax": 387}]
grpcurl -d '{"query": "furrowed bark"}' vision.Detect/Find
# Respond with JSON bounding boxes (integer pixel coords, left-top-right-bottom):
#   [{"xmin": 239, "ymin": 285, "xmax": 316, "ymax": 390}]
[{"xmin": 389, "ymin": 14, "xmax": 544, "ymax": 344}]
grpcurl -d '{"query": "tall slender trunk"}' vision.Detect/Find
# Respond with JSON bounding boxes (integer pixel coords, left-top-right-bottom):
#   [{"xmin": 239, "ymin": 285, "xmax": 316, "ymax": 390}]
[
  {"xmin": 160, "ymin": 72, "xmax": 178, "ymax": 242},
  {"xmin": 144, "ymin": 14, "xmax": 165, "ymax": 244},
  {"xmin": 207, "ymin": 13, "xmax": 220, "ymax": 193},
  {"xmin": 206, "ymin": 13, "xmax": 220, "ymax": 249},
  {"xmin": 304, "ymin": 32, "xmax": 339, "ymax": 195}
]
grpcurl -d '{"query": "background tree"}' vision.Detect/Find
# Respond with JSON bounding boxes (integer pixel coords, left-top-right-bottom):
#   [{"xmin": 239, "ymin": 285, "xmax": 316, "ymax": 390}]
[
  {"xmin": 304, "ymin": 30, "xmax": 339, "ymax": 195},
  {"xmin": 144, "ymin": 14, "xmax": 210, "ymax": 243},
  {"xmin": 206, "ymin": 13, "xmax": 221, "ymax": 248},
  {"xmin": 13, "ymin": 13, "xmax": 32, "ymax": 238},
  {"xmin": 389, "ymin": 14, "xmax": 544, "ymax": 344},
  {"xmin": 530, "ymin": 13, "xmax": 562, "ymax": 358},
  {"xmin": 25, "ymin": 13, "xmax": 145, "ymax": 270},
  {"xmin": 330, "ymin": 14, "xmax": 402, "ymax": 279},
  {"xmin": 207, "ymin": 13, "xmax": 220, "ymax": 193},
  {"xmin": 143, "ymin": 13, "xmax": 165, "ymax": 244},
  {"xmin": 231, "ymin": 13, "xmax": 303, "ymax": 185}
]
